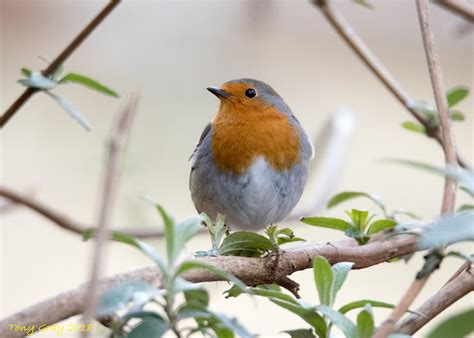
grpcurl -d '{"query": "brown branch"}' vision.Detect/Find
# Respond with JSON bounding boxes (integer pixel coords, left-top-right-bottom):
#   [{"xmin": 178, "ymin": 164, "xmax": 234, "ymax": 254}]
[
  {"xmin": 0, "ymin": 0, "xmax": 121, "ymax": 128},
  {"xmin": 0, "ymin": 186, "xmax": 169, "ymax": 239},
  {"xmin": 395, "ymin": 263, "xmax": 474, "ymax": 335},
  {"xmin": 312, "ymin": 0, "xmax": 471, "ymax": 170},
  {"xmin": 417, "ymin": 0, "xmax": 458, "ymax": 214},
  {"xmin": 81, "ymin": 95, "xmax": 139, "ymax": 337},
  {"xmin": 434, "ymin": 0, "xmax": 474, "ymax": 22},
  {"xmin": 0, "ymin": 234, "xmax": 420, "ymax": 337},
  {"xmin": 375, "ymin": 2, "xmax": 462, "ymax": 336},
  {"xmin": 374, "ymin": 276, "xmax": 429, "ymax": 338}
]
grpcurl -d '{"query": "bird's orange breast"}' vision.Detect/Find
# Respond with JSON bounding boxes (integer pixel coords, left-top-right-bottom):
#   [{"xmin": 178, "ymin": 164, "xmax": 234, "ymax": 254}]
[{"xmin": 211, "ymin": 101, "xmax": 301, "ymax": 175}]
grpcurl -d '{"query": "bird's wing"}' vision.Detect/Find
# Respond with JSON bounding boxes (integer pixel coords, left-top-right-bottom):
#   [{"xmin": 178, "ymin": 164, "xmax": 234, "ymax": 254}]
[{"xmin": 189, "ymin": 122, "xmax": 212, "ymax": 167}]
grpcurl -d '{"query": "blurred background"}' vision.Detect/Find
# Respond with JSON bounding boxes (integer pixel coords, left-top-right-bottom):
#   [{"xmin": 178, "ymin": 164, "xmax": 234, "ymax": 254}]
[{"xmin": 1, "ymin": 0, "xmax": 473, "ymax": 337}]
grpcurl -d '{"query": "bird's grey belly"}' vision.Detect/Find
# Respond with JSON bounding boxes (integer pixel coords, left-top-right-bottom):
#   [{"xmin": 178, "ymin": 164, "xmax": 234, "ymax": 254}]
[{"xmin": 190, "ymin": 156, "xmax": 309, "ymax": 230}]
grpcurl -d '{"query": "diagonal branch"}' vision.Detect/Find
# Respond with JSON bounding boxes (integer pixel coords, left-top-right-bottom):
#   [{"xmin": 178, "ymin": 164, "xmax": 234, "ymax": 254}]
[
  {"xmin": 375, "ymin": 1, "xmax": 461, "ymax": 336},
  {"xmin": 0, "ymin": 0, "xmax": 121, "ymax": 127},
  {"xmin": 434, "ymin": 0, "xmax": 474, "ymax": 23},
  {"xmin": 417, "ymin": 0, "xmax": 458, "ymax": 214},
  {"xmin": 312, "ymin": 0, "xmax": 471, "ymax": 170},
  {"xmin": 0, "ymin": 234, "xmax": 420, "ymax": 337},
  {"xmin": 395, "ymin": 263, "xmax": 474, "ymax": 335},
  {"xmin": 81, "ymin": 95, "xmax": 139, "ymax": 337},
  {"xmin": 0, "ymin": 186, "xmax": 167, "ymax": 239}
]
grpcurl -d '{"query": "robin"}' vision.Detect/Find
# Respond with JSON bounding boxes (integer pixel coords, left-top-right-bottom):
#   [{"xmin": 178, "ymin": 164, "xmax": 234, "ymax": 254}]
[{"xmin": 189, "ymin": 78, "xmax": 314, "ymax": 231}]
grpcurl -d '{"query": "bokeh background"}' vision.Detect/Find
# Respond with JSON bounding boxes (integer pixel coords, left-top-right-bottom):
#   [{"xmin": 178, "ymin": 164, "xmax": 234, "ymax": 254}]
[{"xmin": 1, "ymin": 0, "xmax": 473, "ymax": 337}]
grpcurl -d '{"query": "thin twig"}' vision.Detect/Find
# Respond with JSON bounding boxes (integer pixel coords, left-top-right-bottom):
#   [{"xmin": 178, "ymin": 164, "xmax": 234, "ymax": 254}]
[
  {"xmin": 0, "ymin": 233, "xmax": 421, "ymax": 337},
  {"xmin": 81, "ymin": 95, "xmax": 139, "ymax": 338},
  {"xmin": 0, "ymin": 0, "xmax": 121, "ymax": 127},
  {"xmin": 395, "ymin": 264, "xmax": 473, "ymax": 335},
  {"xmin": 374, "ymin": 276, "xmax": 429, "ymax": 338},
  {"xmin": 0, "ymin": 186, "xmax": 168, "ymax": 239},
  {"xmin": 417, "ymin": 0, "xmax": 458, "ymax": 214},
  {"xmin": 312, "ymin": 0, "xmax": 471, "ymax": 170},
  {"xmin": 374, "ymin": 1, "xmax": 462, "ymax": 336},
  {"xmin": 434, "ymin": 0, "xmax": 474, "ymax": 22}
]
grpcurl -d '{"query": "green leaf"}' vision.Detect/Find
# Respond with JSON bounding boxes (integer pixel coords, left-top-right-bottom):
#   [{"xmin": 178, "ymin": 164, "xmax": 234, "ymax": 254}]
[
  {"xmin": 301, "ymin": 217, "xmax": 353, "ymax": 232},
  {"xmin": 449, "ymin": 110, "xmax": 465, "ymax": 121},
  {"xmin": 401, "ymin": 121, "xmax": 426, "ymax": 134},
  {"xmin": 347, "ymin": 209, "xmax": 370, "ymax": 232},
  {"xmin": 367, "ymin": 219, "xmax": 397, "ymax": 235},
  {"xmin": 156, "ymin": 204, "xmax": 175, "ymax": 264},
  {"xmin": 331, "ymin": 262, "xmax": 353, "ymax": 304},
  {"xmin": 284, "ymin": 329, "xmax": 316, "ymax": 338},
  {"xmin": 316, "ymin": 305, "xmax": 357, "ymax": 338},
  {"xmin": 208, "ymin": 311, "xmax": 255, "ymax": 338},
  {"xmin": 83, "ymin": 228, "xmax": 166, "ymax": 272},
  {"xmin": 385, "ymin": 160, "xmax": 474, "ymax": 196},
  {"xmin": 202, "ymin": 213, "xmax": 227, "ymax": 250},
  {"xmin": 176, "ymin": 260, "xmax": 248, "ymax": 292},
  {"xmin": 278, "ymin": 236, "xmax": 306, "ymax": 245},
  {"xmin": 445, "ymin": 251, "xmax": 474, "ymax": 263},
  {"xmin": 457, "ymin": 204, "xmax": 474, "ymax": 212},
  {"xmin": 183, "ymin": 287, "xmax": 210, "ymax": 308},
  {"xmin": 98, "ymin": 281, "xmax": 157, "ymax": 316},
  {"xmin": 127, "ymin": 316, "xmax": 169, "ymax": 338},
  {"xmin": 357, "ymin": 305, "xmax": 375, "ymax": 338},
  {"xmin": 59, "ymin": 72, "xmax": 119, "ymax": 97},
  {"xmin": 270, "ymin": 298, "xmax": 327, "ymax": 337},
  {"xmin": 175, "ymin": 214, "xmax": 204, "ymax": 254},
  {"xmin": 339, "ymin": 299, "xmax": 396, "ymax": 314},
  {"xmin": 352, "ymin": 0, "xmax": 373, "ymax": 9},
  {"xmin": 224, "ymin": 284, "xmax": 299, "ymax": 304},
  {"xmin": 218, "ymin": 231, "xmax": 273, "ymax": 256},
  {"xmin": 313, "ymin": 256, "xmax": 334, "ymax": 306},
  {"xmin": 43, "ymin": 91, "xmax": 91, "ymax": 130},
  {"xmin": 419, "ymin": 212, "xmax": 474, "ymax": 249},
  {"xmin": 21, "ymin": 67, "xmax": 32, "ymax": 77},
  {"xmin": 327, "ymin": 191, "xmax": 387, "ymax": 215},
  {"xmin": 344, "ymin": 228, "xmax": 370, "ymax": 245},
  {"xmin": 447, "ymin": 86, "xmax": 469, "ymax": 108},
  {"xmin": 427, "ymin": 308, "xmax": 474, "ymax": 338}
]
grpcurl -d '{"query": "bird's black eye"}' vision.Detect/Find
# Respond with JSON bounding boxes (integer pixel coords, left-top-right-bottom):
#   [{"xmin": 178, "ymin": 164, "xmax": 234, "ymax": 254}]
[{"xmin": 245, "ymin": 88, "xmax": 257, "ymax": 98}]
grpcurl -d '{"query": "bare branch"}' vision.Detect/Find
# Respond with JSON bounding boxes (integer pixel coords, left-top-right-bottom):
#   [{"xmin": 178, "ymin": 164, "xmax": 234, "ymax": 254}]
[
  {"xmin": 375, "ymin": 1, "xmax": 462, "ymax": 335},
  {"xmin": 434, "ymin": 0, "xmax": 474, "ymax": 22},
  {"xmin": 395, "ymin": 264, "xmax": 474, "ymax": 335},
  {"xmin": 374, "ymin": 276, "xmax": 429, "ymax": 338},
  {"xmin": 0, "ymin": 186, "xmax": 168, "ymax": 239},
  {"xmin": 417, "ymin": 0, "xmax": 458, "ymax": 214},
  {"xmin": 312, "ymin": 0, "xmax": 471, "ymax": 170},
  {"xmin": 0, "ymin": 234, "xmax": 420, "ymax": 337},
  {"xmin": 81, "ymin": 95, "xmax": 139, "ymax": 337},
  {"xmin": 0, "ymin": 0, "xmax": 121, "ymax": 127}
]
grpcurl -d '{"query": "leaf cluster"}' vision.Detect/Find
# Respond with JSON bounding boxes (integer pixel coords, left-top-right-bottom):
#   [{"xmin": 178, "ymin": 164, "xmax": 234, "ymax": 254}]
[{"xmin": 84, "ymin": 203, "xmax": 253, "ymax": 338}]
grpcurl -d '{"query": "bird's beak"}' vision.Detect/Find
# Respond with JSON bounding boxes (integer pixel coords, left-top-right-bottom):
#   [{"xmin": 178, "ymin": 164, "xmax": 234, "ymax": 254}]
[{"xmin": 207, "ymin": 86, "xmax": 231, "ymax": 99}]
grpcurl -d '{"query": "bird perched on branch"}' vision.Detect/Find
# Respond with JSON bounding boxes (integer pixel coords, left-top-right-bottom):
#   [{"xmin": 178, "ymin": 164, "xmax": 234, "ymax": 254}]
[{"xmin": 190, "ymin": 78, "xmax": 314, "ymax": 231}]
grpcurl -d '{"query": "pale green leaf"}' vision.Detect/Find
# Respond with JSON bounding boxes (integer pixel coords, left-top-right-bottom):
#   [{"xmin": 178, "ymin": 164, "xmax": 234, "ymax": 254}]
[
  {"xmin": 218, "ymin": 231, "xmax": 273, "ymax": 256},
  {"xmin": 128, "ymin": 317, "xmax": 169, "ymax": 338},
  {"xmin": 59, "ymin": 72, "xmax": 119, "ymax": 97},
  {"xmin": 367, "ymin": 219, "xmax": 397, "ymax": 235},
  {"xmin": 401, "ymin": 121, "xmax": 426, "ymax": 134},
  {"xmin": 427, "ymin": 308, "xmax": 474, "ymax": 338},
  {"xmin": 447, "ymin": 86, "xmax": 469, "ymax": 108},
  {"xmin": 301, "ymin": 217, "xmax": 353, "ymax": 232},
  {"xmin": 313, "ymin": 256, "xmax": 334, "ymax": 306},
  {"xmin": 44, "ymin": 91, "xmax": 90, "ymax": 130},
  {"xmin": 316, "ymin": 305, "xmax": 357, "ymax": 338}
]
